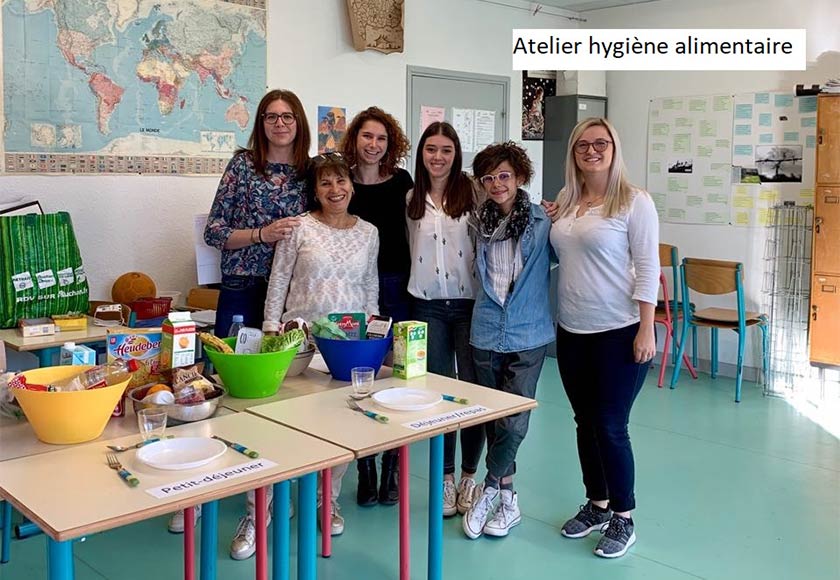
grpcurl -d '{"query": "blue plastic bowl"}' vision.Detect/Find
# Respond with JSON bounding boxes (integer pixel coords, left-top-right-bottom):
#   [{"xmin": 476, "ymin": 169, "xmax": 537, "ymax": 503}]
[{"xmin": 314, "ymin": 335, "xmax": 392, "ymax": 381}]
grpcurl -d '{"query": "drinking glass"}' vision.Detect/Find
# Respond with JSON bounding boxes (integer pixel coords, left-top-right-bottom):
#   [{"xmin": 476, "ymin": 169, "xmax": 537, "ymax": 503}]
[
  {"xmin": 137, "ymin": 408, "xmax": 167, "ymax": 440},
  {"xmin": 350, "ymin": 367, "xmax": 375, "ymax": 399}
]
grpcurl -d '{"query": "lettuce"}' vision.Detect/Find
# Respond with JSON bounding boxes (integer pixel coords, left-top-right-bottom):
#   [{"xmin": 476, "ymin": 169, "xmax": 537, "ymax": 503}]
[
  {"xmin": 261, "ymin": 329, "xmax": 306, "ymax": 353},
  {"xmin": 311, "ymin": 317, "xmax": 348, "ymax": 340}
]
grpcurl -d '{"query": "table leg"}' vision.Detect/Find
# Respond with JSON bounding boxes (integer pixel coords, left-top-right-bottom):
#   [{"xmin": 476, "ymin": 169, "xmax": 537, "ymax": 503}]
[
  {"xmin": 255, "ymin": 487, "xmax": 268, "ymax": 580},
  {"xmin": 37, "ymin": 347, "xmax": 58, "ymax": 367},
  {"xmin": 297, "ymin": 472, "xmax": 317, "ymax": 580},
  {"xmin": 428, "ymin": 435, "xmax": 443, "ymax": 580},
  {"xmin": 1, "ymin": 500, "xmax": 11, "ymax": 563},
  {"xmin": 321, "ymin": 468, "xmax": 331, "ymax": 558},
  {"xmin": 200, "ymin": 500, "xmax": 218, "ymax": 580},
  {"xmin": 184, "ymin": 506, "xmax": 196, "ymax": 580},
  {"xmin": 47, "ymin": 537, "xmax": 74, "ymax": 580},
  {"xmin": 273, "ymin": 480, "xmax": 290, "ymax": 580},
  {"xmin": 399, "ymin": 445, "xmax": 410, "ymax": 580}
]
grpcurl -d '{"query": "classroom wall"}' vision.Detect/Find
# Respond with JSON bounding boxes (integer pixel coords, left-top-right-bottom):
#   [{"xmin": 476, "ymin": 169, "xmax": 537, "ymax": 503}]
[
  {"xmin": 0, "ymin": 0, "xmax": 575, "ymax": 302},
  {"xmin": 586, "ymin": 0, "xmax": 839, "ymax": 368}
]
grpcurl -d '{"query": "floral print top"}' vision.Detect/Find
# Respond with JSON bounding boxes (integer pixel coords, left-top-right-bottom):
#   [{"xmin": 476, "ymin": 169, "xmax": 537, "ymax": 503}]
[{"xmin": 204, "ymin": 151, "xmax": 310, "ymax": 277}]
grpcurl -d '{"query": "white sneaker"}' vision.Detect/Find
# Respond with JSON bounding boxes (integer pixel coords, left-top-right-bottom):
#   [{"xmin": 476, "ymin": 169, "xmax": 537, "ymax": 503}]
[
  {"xmin": 167, "ymin": 505, "xmax": 202, "ymax": 533},
  {"xmin": 483, "ymin": 490, "xmax": 521, "ymax": 537},
  {"xmin": 462, "ymin": 484, "xmax": 498, "ymax": 540},
  {"xmin": 229, "ymin": 510, "xmax": 273, "ymax": 561},
  {"xmin": 318, "ymin": 500, "xmax": 345, "ymax": 536},
  {"xmin": 443, "ymin": 479, "xmax": 457, "ymax": 517},
  {"xmin": 456, "ymin": 477, "xmax": 477, "ymax": 515}
]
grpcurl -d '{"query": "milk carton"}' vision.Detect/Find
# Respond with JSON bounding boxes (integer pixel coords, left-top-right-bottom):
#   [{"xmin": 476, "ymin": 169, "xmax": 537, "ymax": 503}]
[
  {"xmin": 393, "ymin": 321, "xmax": 428, "ymax": 380},
  {"xmin": 59, "ymin": 342, "xmax": 96, "ymax": 365},
  {"xmin": 161, "ymin": 311, "xmax": 196, "ymax": 370}
]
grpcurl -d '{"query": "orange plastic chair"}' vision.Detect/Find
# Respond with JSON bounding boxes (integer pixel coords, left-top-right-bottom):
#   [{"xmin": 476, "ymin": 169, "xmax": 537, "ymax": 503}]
[{"xmin": 654, "ymin": 272, "xmax": 697, "ymax": 388}]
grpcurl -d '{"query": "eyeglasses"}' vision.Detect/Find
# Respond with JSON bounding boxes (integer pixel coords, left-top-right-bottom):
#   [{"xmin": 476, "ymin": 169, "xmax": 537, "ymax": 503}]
[
  {"xmin": 313, "ymin": 152, "xmax": 343, "ymax": 163},
  {"xmin": 478, "ymin": 171, "xmax": 513, "ymax": 186},
  {"xmin": 573, "ymin": 139, "xmax": 612, "ymax": 154},
  {"xmin": 263, "ymin": 112, "xmax": 296, "ymax": 125}
]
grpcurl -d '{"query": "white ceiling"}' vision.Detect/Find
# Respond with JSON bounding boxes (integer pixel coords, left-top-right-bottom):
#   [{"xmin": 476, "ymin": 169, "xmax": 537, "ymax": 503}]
[{"xmin": 534, "ymin": 0, "xmax": 664, "ymax": 13}]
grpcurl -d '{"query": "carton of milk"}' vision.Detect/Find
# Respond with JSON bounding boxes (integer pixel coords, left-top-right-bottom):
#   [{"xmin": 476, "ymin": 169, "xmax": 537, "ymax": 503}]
[
  {"xmin": 161, "ymin": 312, "xmax": 196, "ymax": 370},
  {"xmin": 59, "ymin": 342, "xmax": 97, "ymax": 366},
  {"xmin": 393, "ymin": 321, "xmax": 428, "ymax": 380}
]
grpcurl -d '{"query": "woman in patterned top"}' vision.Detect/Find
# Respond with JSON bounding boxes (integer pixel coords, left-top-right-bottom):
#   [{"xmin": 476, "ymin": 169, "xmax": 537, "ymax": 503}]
[
  {"xmin": 191, "ymin": 89, "xmax": 311, "ymax": 561},
  {"xmin": 263, "ymin": 153, "xmax": 380, "ymax": 537}
]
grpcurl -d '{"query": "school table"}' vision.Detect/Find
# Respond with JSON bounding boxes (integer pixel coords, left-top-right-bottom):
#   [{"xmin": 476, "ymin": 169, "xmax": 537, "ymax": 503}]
[
  {"xmin": 245, "ymin": 372, "xmax": 538, "ymax": 580},
  {"xmin": 0, "ymin": 318, "xmax": 128, "ymax": 367}
]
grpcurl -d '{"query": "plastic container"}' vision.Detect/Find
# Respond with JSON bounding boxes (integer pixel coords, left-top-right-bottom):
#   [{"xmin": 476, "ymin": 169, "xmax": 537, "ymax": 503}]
[
  {"xmin": 314, "ymin": 334, "xmax": 392, "ymax": 382},
  {"xmin": 12, "ymin": 366, "xmax": 130, "ymax": 444},
  {"xmin": 130, "ymin": 297, "xmax": 172, "ymax": 320},
  {"xmin": 52, "ymin": 359, "xmax": 139, "ymax": 391},
  {"xmin": 158, "ymin": 291, "xmax": 182, "ymax": 307},
  {"xmin": 204, "ymin": 337, "xmax": 299, "ymax": 398}
]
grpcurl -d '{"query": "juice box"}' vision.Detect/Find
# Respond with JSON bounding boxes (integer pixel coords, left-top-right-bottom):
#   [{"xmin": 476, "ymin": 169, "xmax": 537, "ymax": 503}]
[
  {"xmin": 59, "ymin": 342, "xmax": 96, "ymax": 366},
  {"xmin": 161, "ymin": 311, "xmax": 196, "ymax": 369},
  {"xmin": 393, "ymin": 321, "xmax": 427, "ymax": 380},
  {"xmin": 328, "ymin": 313, "xmax": 367, "ymax": 340}
]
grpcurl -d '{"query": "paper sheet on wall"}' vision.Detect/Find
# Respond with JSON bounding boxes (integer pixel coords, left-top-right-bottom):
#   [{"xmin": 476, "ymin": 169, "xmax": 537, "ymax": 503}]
[
  {"xmin": 647, "ymin": 95, "xmax": 734, "ymax": 224},
  {"xmin": 730, "ymin": 92, "xmax": 816, "ymax": 227},
  {"xmin": 420, "ymin": 105, "xmax": 446, "ymax": 133},
  {"xmin": 473, "ymin": 109, "xmax": 496, "ymax": 150},
  {"xmin": 194, "ymin": 214, "xmax": 221, "ymax": 285},
  {"xmin": 452, "ymin": 108, "xmax": 475, "ymax": 152}
]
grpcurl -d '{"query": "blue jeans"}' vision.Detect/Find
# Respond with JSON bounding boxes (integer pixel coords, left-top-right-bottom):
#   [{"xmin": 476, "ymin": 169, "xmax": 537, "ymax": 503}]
[
  {"xmin": 555, "ymin": 323, "xmax": 649, "ymax": 513},
  {"xmin": 473, "ymin": 345, "xmax": 547, "ymax": 479},
  {"xmin": 413, "ymin": 298, "xmax": 484, "ymax": 475},
  {"xmin": 378, "ymin": 272, "xmax": 411, "ymax": 323},
  {"xmin": 214, "ymin": 275, "xmax": 268, "ymax": 338}
]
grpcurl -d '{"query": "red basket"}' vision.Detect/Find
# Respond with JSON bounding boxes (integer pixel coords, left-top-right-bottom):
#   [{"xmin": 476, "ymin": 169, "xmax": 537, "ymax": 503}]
[{"xmin": 129, "ymin": 297, "xmax": 172, "ymax": 320}]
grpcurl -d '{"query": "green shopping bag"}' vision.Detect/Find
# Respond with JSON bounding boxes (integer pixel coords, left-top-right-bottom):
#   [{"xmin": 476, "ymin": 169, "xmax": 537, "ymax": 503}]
[{"xmin": 0, "ymin": 212, "xmax": 90, "ymax": 327}]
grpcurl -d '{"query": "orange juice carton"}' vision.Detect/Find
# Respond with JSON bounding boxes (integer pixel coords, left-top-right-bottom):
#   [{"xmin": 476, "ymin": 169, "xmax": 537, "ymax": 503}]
[
  {"xmin": 161, "ymin": 312, "xmax": 196, "ymax": 369},
  {"xmin": 393, "ymin": 321, "xmax": 427, "ymax": 380},
  {"xmin": 328, "ymin": 313, "xmax": 366, "ymax": 340}
]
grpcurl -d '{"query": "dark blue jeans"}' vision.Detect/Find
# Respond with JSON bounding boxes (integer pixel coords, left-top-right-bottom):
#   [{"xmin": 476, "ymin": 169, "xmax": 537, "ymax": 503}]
[
  {"xmin": 214, "ymin": 275, "xmax": 269, "ymax": 338},
  {"xmin": 555, "ymin": 323, "xmax": 649, "ymax": 513},
  {"xmin": 473, "ymin": 345, "xmax": 547, "ymax": 479},
  {"xmin": 378, "ymin": 272, "xmax": 411, "ymax": 323},
  {"xmin": 413, "ymin": 298, "xmax": 484, "ymax": 475}
]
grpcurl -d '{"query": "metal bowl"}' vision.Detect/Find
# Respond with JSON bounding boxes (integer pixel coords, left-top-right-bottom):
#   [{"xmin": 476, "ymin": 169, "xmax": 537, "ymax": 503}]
[{"xmin": 127, "ymin": 383, "xmax": 226, "ymax": 424}]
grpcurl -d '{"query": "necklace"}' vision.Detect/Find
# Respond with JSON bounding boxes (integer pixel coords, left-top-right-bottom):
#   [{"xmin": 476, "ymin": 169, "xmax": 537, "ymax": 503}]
[{"xmin": 584, "ymin": 195, "xmax": 605, "ymax": 208}]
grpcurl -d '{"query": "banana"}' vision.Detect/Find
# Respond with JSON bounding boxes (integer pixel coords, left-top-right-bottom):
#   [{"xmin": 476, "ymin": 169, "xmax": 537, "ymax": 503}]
[{"xmin": 198, "ymin": 332, "xmax": 234, "ymax": 353}]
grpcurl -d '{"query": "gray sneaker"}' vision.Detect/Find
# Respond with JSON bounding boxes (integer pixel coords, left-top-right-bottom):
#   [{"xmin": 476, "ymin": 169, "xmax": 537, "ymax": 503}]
[
  {"xmin": 560, "ymin": 502, "xmax": 612, "ymax": 538},
  {"xmin": 594, "ymin": 514, "xmax": 636, "ymax": 558}
]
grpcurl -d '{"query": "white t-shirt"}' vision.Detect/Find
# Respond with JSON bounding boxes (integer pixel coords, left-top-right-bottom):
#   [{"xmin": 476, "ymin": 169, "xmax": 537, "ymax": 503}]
[{"xmin": 550, "ymin": 191, "xmax": 660, "ymax": 334}]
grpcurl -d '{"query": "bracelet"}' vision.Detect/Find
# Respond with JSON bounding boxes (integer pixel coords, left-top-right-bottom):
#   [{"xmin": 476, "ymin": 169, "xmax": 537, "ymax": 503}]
[
  {"xmin": 250, "ymin": 228, "xmax": 258, "ymax": 244},
  {"xmin": 258, "ymin": 227, "xmax": 264, "ymax": 243}
]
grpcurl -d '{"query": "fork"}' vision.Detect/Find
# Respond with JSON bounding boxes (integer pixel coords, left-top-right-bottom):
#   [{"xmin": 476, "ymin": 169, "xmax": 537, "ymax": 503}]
[
  {"xmin": 106, "ymin": 453, "xmax": 140, "ymax": 487},
  {"xmin": 346, "ymin": 399, "xmax": 389, "ymax": 423},
  {"xmin": 107, "ymin": 436, "xmax": 167, "ymax": 452}
]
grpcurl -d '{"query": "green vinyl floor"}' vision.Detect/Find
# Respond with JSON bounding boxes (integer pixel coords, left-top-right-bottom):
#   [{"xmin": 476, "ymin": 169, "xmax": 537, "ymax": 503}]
[{"xmin": 2, "ymin": 362, "xmax": 839, "ymax": 580}]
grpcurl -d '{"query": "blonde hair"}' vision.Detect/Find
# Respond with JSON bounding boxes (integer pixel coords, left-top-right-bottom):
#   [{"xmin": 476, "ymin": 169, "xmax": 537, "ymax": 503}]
[{"xmin": 557, "ymin": 117, "xmax": 638, "ymax": 219}]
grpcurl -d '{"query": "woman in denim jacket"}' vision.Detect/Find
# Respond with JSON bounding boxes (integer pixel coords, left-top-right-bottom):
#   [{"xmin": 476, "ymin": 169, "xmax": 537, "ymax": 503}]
[{"xmin": 462, "ymin": 142, "xmax": 554, "ymax": 541}]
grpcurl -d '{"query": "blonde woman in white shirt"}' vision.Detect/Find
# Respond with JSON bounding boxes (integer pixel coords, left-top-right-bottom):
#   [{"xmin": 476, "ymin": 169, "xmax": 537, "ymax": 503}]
[
  {"xmin": 550, "ymin": 117, "xmax": 659, "ymax": 559},
  {"xmin": 407, "ymin": 122, "xmax": 486, "ymax": 518}
]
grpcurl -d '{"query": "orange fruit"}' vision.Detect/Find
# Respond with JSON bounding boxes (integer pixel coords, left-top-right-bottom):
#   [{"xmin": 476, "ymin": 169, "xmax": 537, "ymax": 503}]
[{"xmin": 146, "ymin": 384, "xmax": 172, "ymax": 396}]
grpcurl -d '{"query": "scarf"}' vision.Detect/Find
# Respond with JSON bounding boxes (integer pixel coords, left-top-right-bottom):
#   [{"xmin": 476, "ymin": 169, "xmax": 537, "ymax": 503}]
[{"xmin": 469, "ymin": 189, "xmax": 531, "ymax": 243}]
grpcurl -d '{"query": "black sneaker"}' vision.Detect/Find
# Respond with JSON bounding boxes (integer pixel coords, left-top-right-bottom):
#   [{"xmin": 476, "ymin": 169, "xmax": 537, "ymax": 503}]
[
  {"xmin": 594, "ymin": 514, "xmax": 636, "ymax": 558},
  {"xmin": 561, "ymin": 501, "xmax": 612, "ymax": 538}
]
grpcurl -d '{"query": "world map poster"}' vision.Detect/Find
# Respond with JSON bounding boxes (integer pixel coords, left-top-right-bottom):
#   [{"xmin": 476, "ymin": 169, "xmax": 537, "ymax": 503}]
[{"xmin": 1, "ymin": 0, "xmax": 266, "ymax": 174}]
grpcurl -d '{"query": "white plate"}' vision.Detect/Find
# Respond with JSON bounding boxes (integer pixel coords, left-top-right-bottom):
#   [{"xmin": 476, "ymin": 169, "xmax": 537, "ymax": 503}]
[
  {"xmin": 372, "ymin": 388, "xmax": 442, "ymax": 412},
  {"xmin": 136, "ymin": 437, "xmax": 227, "ymax": 471}
]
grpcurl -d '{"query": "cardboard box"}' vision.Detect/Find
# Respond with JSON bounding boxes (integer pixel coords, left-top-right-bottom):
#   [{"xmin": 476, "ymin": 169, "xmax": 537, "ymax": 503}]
[
  {"xmin": 18, "ymin": 317, "xmax": 55, "ymax": 337},
  {"xmin": 59, "ymin": 343, "xmax": 97, "ymax": 366},
  {"xmin": 161, "ymin": 312, "xmax": 196, "ymax": 370},
  {"xmin": 328, "ymin": 313, "xmax": 367, "ymax": 340},
  {"xmin": 107, "ymin": 329, "xmax": 162, "ymax": 389},
  {"xmin": 393, "ymin": 321, "xmax": 427, "ymax": 380},
  {"xmin": 52, "ymin": 314, "xmax": 88, "ymax": 331}
]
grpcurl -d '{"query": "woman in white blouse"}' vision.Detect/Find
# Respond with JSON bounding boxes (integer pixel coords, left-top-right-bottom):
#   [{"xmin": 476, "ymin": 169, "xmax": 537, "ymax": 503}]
[
  {"xmin": 263, "ymin": 152, "xmax": 380, "ymax": 537},
  {"xmin": 406, "ymin": 121, "xmax": 485, "ymax": 518},
  {"xmin": 550, "ymin": 117, "xmax": 659, "ymax": 559}
]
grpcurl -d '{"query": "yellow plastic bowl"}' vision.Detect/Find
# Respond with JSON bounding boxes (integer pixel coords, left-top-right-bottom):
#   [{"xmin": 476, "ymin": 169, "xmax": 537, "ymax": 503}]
[{"xmin": 13, "ymin": 366, "xmax": 129, "ymax": 444}]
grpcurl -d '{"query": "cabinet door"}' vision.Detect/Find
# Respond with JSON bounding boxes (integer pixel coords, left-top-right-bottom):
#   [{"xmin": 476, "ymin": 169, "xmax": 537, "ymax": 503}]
[
  {"xmin": 814, "ymin": 186, "xmax": 840, "ymax": 274},
  {"xmin": 816, "ymin": 95, "xmax": 840, "ymax": 183},
  {"xmin": 810, "ymin": 275, "xmax": 840, "ymax": 366}
]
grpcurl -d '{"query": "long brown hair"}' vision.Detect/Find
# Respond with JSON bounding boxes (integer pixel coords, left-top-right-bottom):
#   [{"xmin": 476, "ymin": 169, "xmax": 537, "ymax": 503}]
[
  {"xmin": 242, "ymin": 89, "xmax": 311, "ymax": 176},
  {"xmin": 340, "ymin": 107, "xmax": 410, "ymax": 178},
  {"xmin": 408, "ymin": 122, "xmax": 474, "ymax": 220}
]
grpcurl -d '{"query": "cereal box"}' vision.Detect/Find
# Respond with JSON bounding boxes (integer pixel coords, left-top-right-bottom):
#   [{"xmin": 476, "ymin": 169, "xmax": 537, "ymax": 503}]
[
  {"xmin": 393, "ymin": 321, "xmax": 427, "ymax": 380},
  {"xmin": 106, "ymin": 329, "xmax": 163, "ymax": 389},
  {"xmin": 161, "ymin": 312, "xmax": 196, "ymax": 369}
]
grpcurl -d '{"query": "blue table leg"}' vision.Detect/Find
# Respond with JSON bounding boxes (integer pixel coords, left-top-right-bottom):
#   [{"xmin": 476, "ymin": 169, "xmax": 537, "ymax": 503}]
[
  {"xmin": 200, "ymin": 500, "xmax": 218, "ymax": 580},
  {"xmin": 15, "ymin": 518, "xmax": 41, "ymax": 539},
  {"xmin": 47, "ymin": 537, "xmax": 74, "ymax": 580},
  {"xmin": 1, "ymin": 500, "xmax": 11, "ymax": 563},
  {"xmin": 273, "ymin": 480, "xmax": 290, "ymax": 580},
  {"xmin": 428, "ymin": 435, "xmax": 443, "ymax": 580},
  {"xmin": 297, "ymin": 473, "xmax": 317, "ymax": 580},
  {"xmin": 37, "ymin": 347, "xmax": 59, "ymax": 367}
]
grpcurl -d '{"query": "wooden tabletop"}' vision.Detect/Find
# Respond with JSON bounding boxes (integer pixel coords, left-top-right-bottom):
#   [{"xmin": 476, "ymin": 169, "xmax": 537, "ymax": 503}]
[
  {"xmin": 0, "ymin": 412, "xmax": 353, "ymax": 541},
  {"xmin": 246, "ymin": 373, "xmax": 537, "ymax": 457},
  {"xmin": 0, "ymin": 317, "xmax": 130, "ymax": 352}
]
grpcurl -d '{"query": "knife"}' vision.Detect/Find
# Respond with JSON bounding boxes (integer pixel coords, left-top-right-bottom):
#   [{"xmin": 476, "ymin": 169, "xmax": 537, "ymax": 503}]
[{"xmin": 212, "ymin": 435, "xmax": 259, "ymax": 458}]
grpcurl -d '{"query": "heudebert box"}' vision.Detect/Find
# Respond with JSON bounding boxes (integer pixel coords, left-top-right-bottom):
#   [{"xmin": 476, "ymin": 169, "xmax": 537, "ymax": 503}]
[
  {"xmin": 107, "ymin": 328, "xmax": 162, "ymax": 389},
  {"xmin": 393, "ymin": 321, "xmax": 428, "ymax": 380},
  {"xmin": 161, "ymin": 311, "xmax": 196, "ymax": 369}
]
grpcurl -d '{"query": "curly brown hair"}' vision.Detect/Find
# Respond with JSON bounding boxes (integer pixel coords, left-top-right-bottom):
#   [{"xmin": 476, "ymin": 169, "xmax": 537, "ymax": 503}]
[
  {"xmin": 340, "ymin": 107, "xmax": 410, "ymax": 178},
  {"xmin": 472, "ymin": 141, "xmax": 534, "ymax": 186}
]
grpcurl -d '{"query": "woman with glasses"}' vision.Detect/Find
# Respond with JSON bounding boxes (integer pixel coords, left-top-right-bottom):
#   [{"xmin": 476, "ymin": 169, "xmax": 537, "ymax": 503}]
[
  {"xmin": 461, "ymin": 142, "xmax": 554, "ymax": 541},
  {"xmin": 340, "ymin": 107, "xmax": 413, "ymax": 508},
  {"xmin": 551, "ymin": 117, "xmax": 658, "ymax": 559},
  {"xmin": 197, "ymin": 89, "xmax": 310, "ymax": 560},
  {"xmin": 262, "ymin": 152, "xmax": 380, "ymax": 537}
]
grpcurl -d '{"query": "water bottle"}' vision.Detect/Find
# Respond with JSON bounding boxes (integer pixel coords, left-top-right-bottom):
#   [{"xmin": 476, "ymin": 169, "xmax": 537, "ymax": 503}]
[
  {"xmin": 52, "ymin": 359, "xmax": 140, "ymax": 391},
  {"xmin": 227, "ymin": 314, "xmax": 245, "ymax": 338}
]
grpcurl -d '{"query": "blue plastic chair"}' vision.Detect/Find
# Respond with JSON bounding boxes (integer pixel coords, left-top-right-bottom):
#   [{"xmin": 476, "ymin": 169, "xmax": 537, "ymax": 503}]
[{"xmin": 670, "ymin": 258, "xmax": 769, "ymax": 402}]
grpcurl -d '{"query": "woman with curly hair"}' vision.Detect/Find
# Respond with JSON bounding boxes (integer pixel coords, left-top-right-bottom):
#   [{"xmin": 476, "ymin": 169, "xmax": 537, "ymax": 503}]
[{"xmin": 340, "ymin": 106, "xmax": 413, "ymax": 508}]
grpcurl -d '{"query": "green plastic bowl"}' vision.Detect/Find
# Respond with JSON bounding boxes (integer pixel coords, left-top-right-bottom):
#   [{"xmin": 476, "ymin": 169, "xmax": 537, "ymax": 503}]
[{"xmin": 204, "ymin": 337, "xmax": 299, "ymax": 398}]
